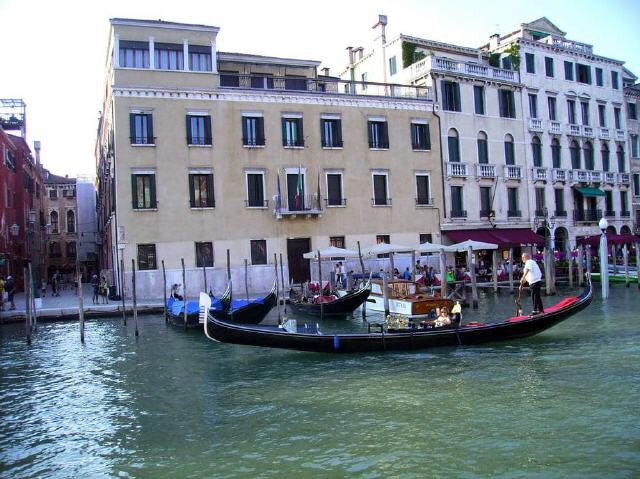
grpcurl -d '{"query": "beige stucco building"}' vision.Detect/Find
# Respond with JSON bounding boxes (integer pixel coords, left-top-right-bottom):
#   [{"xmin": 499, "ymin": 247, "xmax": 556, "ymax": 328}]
[{"xmin": 96, "ymin": 18, "xmax": 442, "ymax": 297}]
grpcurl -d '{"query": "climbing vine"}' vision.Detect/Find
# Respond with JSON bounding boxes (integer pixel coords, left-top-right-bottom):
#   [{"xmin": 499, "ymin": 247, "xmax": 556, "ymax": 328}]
[
  {"xmin": 402, "ymin": 41, "xmax": 427, "ymax": 69},
  {"xmin": 505, "ymin": 43, "xmax": 521, "ymax": 70}
]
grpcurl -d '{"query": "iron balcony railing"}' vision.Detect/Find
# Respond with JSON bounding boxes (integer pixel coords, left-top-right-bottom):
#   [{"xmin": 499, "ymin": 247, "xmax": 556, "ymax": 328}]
[
  {"xmin": 573, "ymin": 209, "xmax": 601, "ymax": 223},
  {"xmin": 415, "ymin": 197, "xmax": 433, "ymax": 206},
  {"xmin": 283, "ymin": 138, "xmax": 305, "ymax": 148},
  {"xmin": 508, "ymin": 210, "xmax": 522, "ymax": 217},
  {"xmin": 325, "ymin": 198, "xmax": 347, "ymax": 207},
  {"xmin": 554, "ymin": 210, "xmax": 567, "ymax": 217},
  {"xmin": 604, "ymin": 210, "xmax": 616, "ymax": 217},
  {"xmin": 187, "ymin": 136, "xmax": 213, "ymax": 146},
  {"xmin": 321, "ymin": 139, "xmax": 343, "ymax": 148},
  {"xmin": 535, "ymin": 208, "xmax": 548, "ymax": 218},
  {"xmin": 450, "ymin": 209, "xmax": 467, "ymax": 218},
  {"xmin": 620, "ymin": 210, "xmax": 631, "ymax": 217},
  {"xmin": 245, "ymin": 199, "xmax": 269, "ymax": 208},
  {"xmin": 274, "ymin": 194, "xmax": 322, "ymax": 215},
  {"xmin": 371, "ymin": 197, "xmax": 392, "ymax": 206},
  {"xmin": 242, "ymin": 136, "xmax": 266, "ymax": 147}
]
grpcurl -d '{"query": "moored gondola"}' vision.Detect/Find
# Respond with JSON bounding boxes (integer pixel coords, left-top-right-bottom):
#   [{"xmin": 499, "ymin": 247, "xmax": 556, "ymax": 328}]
[
  {"xmin": 287, "ymin": 280, "xmax": 371, "ymax": 317},
  {"xmin": 204, "ymin": 280, "xmax": 593, "ymax": 353}
]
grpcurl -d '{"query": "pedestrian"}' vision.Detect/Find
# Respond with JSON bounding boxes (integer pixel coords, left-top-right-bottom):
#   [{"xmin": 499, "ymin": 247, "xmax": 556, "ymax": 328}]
[
  {"xmin": 0, "ymin": 276, "xmax": 5, "ymax": 311},
  {"xmin": 335, "ymin": 262, "xmax": 344, "ymax": 289},
  {"xmin": 91, "ymin": 274, "xmax": 100, "ymax": 304},
  {"xmin": 100, "ymin": 276, "xmax": 109, "ymax": 304},
  {"xmin": 5, "ymin": 275, "xmax": 16, "ymax": 310},
  {"xmin": 402, "ymin": 267, "xmax": 411, "ymax": 280},
  {"xmin": 520, "ymin": 252, "xmax": 544, "ymax": 315}
]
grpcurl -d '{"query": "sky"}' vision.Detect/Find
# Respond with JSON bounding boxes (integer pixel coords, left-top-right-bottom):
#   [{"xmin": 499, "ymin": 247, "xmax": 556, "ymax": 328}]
[{"xmin": 0, "ymin": 0, "xmax": 638, "ymax": 178}]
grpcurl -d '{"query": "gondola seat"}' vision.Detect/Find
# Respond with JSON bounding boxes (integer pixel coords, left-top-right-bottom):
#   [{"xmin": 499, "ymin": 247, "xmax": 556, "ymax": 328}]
[{"xmin": 315, "ymin": 295, "xmax": 338, "ymax": 304}]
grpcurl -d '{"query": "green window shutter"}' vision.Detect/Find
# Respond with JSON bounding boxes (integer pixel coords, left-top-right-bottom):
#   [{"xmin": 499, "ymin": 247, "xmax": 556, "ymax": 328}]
[
  {"xmin": 205, "ymin": 116, "xmax": 212, "ymax": 145},
  {"xmin": 336, "ymin": 119, "xmax": 343, "ymax": 146},
  {"xmin": 382, "ymin": 121, "xmax": 389, "ymax": 148},
  {"xmin": 498, "ymin": 91, "xmax": 505, "ymax": 117},
  {"xmin": 129, "ymin": 113, "xmax": 136, "ymax": 143},
  {"xmin": 188, "ymin": 174, "xmax": 195, "ymax": 207},
  {"xmin": 453, "ymin": 83, "xmax": 461, "ymax": 111},
  {"xmin": 298, "ymin": 118, "xmax": 304, "ymax": 146},
  {"xmin": 186, "ymin": 115, "xmax": 192, "ymax": 144},
  {"xmin": 281, "ymin": 118, "xmax": 287, "ymax": 146},
  {"xmin": 131, "ymin": 174, "xmax": 138, "ymax": 208},
  {"xmin": 241, "ymin": 117, "xmax": 248, "ymax": 144},
  {"xmin": 257, "ymin": 118, "xmax": 265, "ymax": 145},
  {"xmin": 440, "ymin": 80, "xmax": 447, "ymax": 109},
  {"xmin": 424, "ymin": 124, "xmax": 431, "ymax": 149},
  {"xmin": 146, "ymin": 114, "xmax": 154, "ymax": 143},
  {"xmin": 206, "ymin": 174, "xmax": 215, "ymax": 207},
  {"xmin": 149, "ymin": 175, "xmax": 157, "ymax": 208}
]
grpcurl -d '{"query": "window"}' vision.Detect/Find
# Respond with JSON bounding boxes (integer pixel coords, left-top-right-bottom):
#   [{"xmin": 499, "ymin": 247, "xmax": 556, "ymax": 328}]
[
  {"xmin": 63, "ymin": 188, "xmax": 75, "ymax": 198},
  {"xmin": 195, "ymin": 242, "xmax": 214, "ymax": 267},
  {"xmin": 376, "ymin": 235, "xmax": 391, "ymax": 257},
  {"xmin": 284, "ymin": 76, "xmax": 307, "ymax": 91},
  {"xmin": 219, "ymin": 70, "xmax": 240, "ymax": 87},
  {"xmin": 251, "ymin": 74, "xmax": 274, "ymax": 89},
  {"xmin": 564, "ymin": 61, "xmax": 574, "ymax": 81},
  {"xmin": 66, "ymin": 210, "xmax": 75, "ymax": 233},
  {"xmin": 250, "ymin": 240, "xmax": 267, "ymax": 265},
  {"xmin": 66, "ymin": 241, "xmax": 76, "ymax": 258},
  {"xmin": 326, "ymin": 173, "xmax": 344, "ymax": 206},
  {"xmin": 442, "ymin": 81, "xmax": 461, "ymax": 112},
  {"xmin": 321, "ymin": 118, "xmax": 343, "ymax": 147},
  {"xmin": 580, "ymin": 102, "xmax": 590, "ymax": 126},
  {"xmin": 567, "ymin": 100, "xmax": 577, "ymax": 124},
  {"xmin": 473, "ymin": 85, "xmax": 485, "ymax": 115},
  {"xmin": 186, "ymin": 114, "xmax": 212, "ymax": 145},
  {"xmin": 330, "ymin": 236, "xmax": 345, "ymax": 248},
  {"xmin": 501, "ymin": 56, "xmax": 512, "ymax": 70},
  {"xmin": 448, "ymin": 129, "xmax": 460, "ymax": 162},
  {"xmin": 49, "ymin": 189, "xmax": 58, "ymax": 200},
  {"xmin": 188, "ymin": 45, "xmax": 212, "ymax": 72},
  {"xmin": 617, "ymin": 145, "xmax": 625, "ymax": 172},
  {"xmin": 595, "ymin": 68, "xmax": 603, "ymax": 86},
  {"xmin": 372, "ymin": 173, "xmax": 390, "ymax": 206},
  {"xmin": 498, "ymin": 89, "xmax": 516, "ymax": 118},
  {"xmin": 611, "ymin": 71, "xmax": 619, "ymax": 90},
  {"xmin": 631, "ymin": 134, "xmax": 639, "ymax": 158},
  {"xmin": 545, "ymin": 57, "xmax": 554, "ymax": 77},
  {"xmin": 535, "ymin": 188, "xmax": 546, "ymax": 213},
  {"xmin": 601, "ymin": 143, "xmax": 610, "ymax": 172},
  {"xmin": 507, "ymin": 187, "xmax": 519, "ymax": 215},
  {"xmin": 532, "ymin": 136, "xmax": 542, "ymax": 167},
  {"xmin": 368, "ymin": 119, "xmax": 389, "ymax": 149},
  {"xmin": 50, "ymin": 210, "xmax": 59, "ymax": 234},
  {"xmin": 242, "ymin": 115, "xmax": 265, "ymax": 146},
  {"xmin": 576, "ymin": 64, "xmax": 591, "ymax": 84},
  {"xmin": 605, "ymin": 190, "xmax": 614, "ymax": 214},
  {"xmin": 633, "ymin": 174, "xmax": 640, "ymax": 197},
  {"xmin": 389, "ymin": 56, "xmax": 397, "ymax": 76},
  {"xmin": 129, "ymin": 112, "xmax": 154, "ymax": 144},
  {"xmin": 480, "ymin": 187, "xmax": 492, "ymax": 217},
  {"xmin": 415, "ymin": 174, "xmax": 431, "ymax": 206},
  {"xmin": 137, "ymin": 244, "xmax": 157, "ymax": 270},
  {"xmin": 551, "ymin": 139, "xmax": 561, "ymax": 168},
  {"xmin": 131, "ymin": 173, "xmax": 156, "ymax": 209},
  {"xmin": 570, "ymin": 141, "xmax": 580, "ymax": 169},
  {"xmin": 189, "ymin": 173, "xmax": 214, "ymax": 208},
  {"xmin": 477, "ymin": 132, "xmax": 488, "ymax": 164},
  {"xmin": 154, "ymin": 43, "xmax": 183, "ymax": 70},
  {"xmin": 548, "ymin": 96, "xmax": 557, "ymax": 121},
  {"xmin": 528, "ymin": 94, "xmax": 538, "ymax": 118},
  {"xmin": 554, "ymin": 189, "xmax": 565, "ymax": 215},
  {"xmin": 419, "ymin": 234, "xmax": 433, "ymax": 246},
  {"xmin": 411, "ymin": 122, "xmax": 431, "ymax": 150},
  {"xmin": 614, "ymin": 107, "xmax": 621, "ymax": 129},
  {"xmin": 583, "ymin": 142, "xmax": 594, "ymax": 170},
  {"xmin": 282, "ymin": 116, "xmax": 304, "ymax": 147},
  {"xmin": 628, "ymin": 102, "xmax": 638, "ymax": 120},
  {"xmin": 450, "ymin": 186, "xmax": 464, "ymax": 217},
  {"xmin": 620, "ymin": 191, "xmax": 628, "ymax": 213},
  {"xmin": 504, "ymin": 134, "xmax": 515, "ymax": 165},
  {"xmin": 49, "ymin": 241, "xmax": 60, "ymax": 258},
  {"xmin": 119, "ymin": 40, "xmax": 150, "ymax": 68},
  {"xmin": 525, "ymin": 53, "xmax": 535, "ymax": 73},
  {"xmin": 598, "ymin": 104, "xmax": 606, "ymax": 127},
  {"xmin": 246, "ymin": 172, "xmax": 266, "ymax": 207}
]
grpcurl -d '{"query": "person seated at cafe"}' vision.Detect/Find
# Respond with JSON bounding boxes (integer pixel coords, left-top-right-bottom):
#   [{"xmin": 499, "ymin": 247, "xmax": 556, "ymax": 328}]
[{"xmin": 392, "ymin": 268, "xmax": 400, "ymax": 278}]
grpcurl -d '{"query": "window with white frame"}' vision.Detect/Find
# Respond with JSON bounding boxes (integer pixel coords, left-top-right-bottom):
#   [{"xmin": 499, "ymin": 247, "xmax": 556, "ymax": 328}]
[
  {"xmin": 154, "ymin": 43, "xmax": 184, "ymax": 70},
  {"xmin": 188, "ymin": 45, "xmax": 212, "ymax": 71},
  {"xmin": 411, "ymin": 120, "xmax": 431, "ymax": 150},
  {"xmin": 129, "ymin": 111, "xmax": 154, "ymax": 144},
  {"xmin": 372, "ymin": 171, "xmax": 390, "ymax": 206},
  {"xmin": 326, "ymin": 172, "xmax": 344, "ymax": 206},
  {"xmin": 246, "ymin": 171, "xmax": 266, "ymax": 207},
  {"xmin": 321, "ymin": 116, "xmax": 343, "ymax": 148},
  {"xmin": 368, "ymin": 117, "xmax": 389, "ymax": 149},
  {"xmin": 415, "ymin": 173, "xmax": 431, "ymax": 206},
  {"xmin": 186, "ymin": 113, "xmax": 212, "ymax": 145},
  {"xmin": 119, "ymin": 41, "xmax": 150, "ymax": 68},
  {"xmin": 282, "ymin": 114, "xmax": 304, "ymax": 147},
  {"xmin": 242, "ymin": 113, "xmax": 265, "ymax": 146}
]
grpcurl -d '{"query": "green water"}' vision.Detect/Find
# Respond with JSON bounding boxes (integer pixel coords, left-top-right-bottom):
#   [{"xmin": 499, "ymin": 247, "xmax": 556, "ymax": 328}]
[{"xmin": 1, "ymin": 286, "xmax": 639, "ymax": 478}]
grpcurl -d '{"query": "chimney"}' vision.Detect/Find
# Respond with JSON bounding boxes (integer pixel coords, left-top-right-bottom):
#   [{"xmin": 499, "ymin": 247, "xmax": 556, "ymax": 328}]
[
  {"xmin": 321, "ymin": 67, "xmax": 330, "ymax": 76},
  {"xmin": 489, "ymin": 33, "xmax": 500, "ymax": 50},
  {"xmin": 372, "ymin": 14, "xmax": 388, "ymax": 45},
  {"xmin": 355, "ymin": 47, "xmax": 364, "ymax": 60},
  {"xmin": 346, "ymin": 46, "xmax": 354, "ymax": 65},
  {"xmin": 34, "ymin": 140, "xmax": 41, "ymax": 165}
]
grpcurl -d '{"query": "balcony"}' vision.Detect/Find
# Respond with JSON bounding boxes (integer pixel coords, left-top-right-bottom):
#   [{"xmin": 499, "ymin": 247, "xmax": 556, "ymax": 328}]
[
  {"xmin": 542, "ymin": 35, "xmax": 594, "ymax": 55},
  {"xmin": 219, "ymin": 73, "xmax": 433, "ymax": 101},
  {"xmin": 503, "ymin": 165, "xmax": 522, "ymax": 181},
  {"xmin": 568, "ymin": 124, "xmax": 581, "ymax": 136},
  {"xmin": 605, "ymin": 210, "xmax": 616, "ymax": 218},
  {"xmin": 588, "ymin": 171, "xmax": 602, "ymax": 183},
  {"xmin": 415, "ymin": 197, "xmax": 433, "ymax": 207},
  {"xmin": 570, "ymin": 169, "xmax": 589, "ymax": 184},
  {"xmin": 554, "ymin": 210, "xmax": 567, "ymax": 217},
  {"xmin": 446, "ymin": 162, "xmax": 469, "ymax": 178},
  {"xmin": 549, "ymin": 121, "xmax": 562, "ymax": 134},
  {"xmin": 573, "ymin": 209, "xmax": 601, "ymax": 223},
  {"xmin": 620, "ymin": 210, "xmax": 631, "ymax": 218},
  {"xmin": 476, "ymin": 163, "xmax": 497, "ymax": 179},
  {"xmin": 618, "ymin": 173, "xmax": 631, "ymax": 185},
  {"xmin": 507, "ymin": 210, "xmax": 522, "ymax": 218},
  {"xmin": 552, "ymin": 168, "xmax": 567, "ymax": 182},
  {"xmin": 616, "ymin": 130, "xmax": 626, "ymax": 141},
  {"xmin": 274, "ymin": 194, "xmax": 323, "ymax": 218},
  {"xmin": 450, "ymin": 209, "xmax": 468, "ymax": 219},
  {"xmin": 599, "ymin": 128, "xmax": 610, "ymax": 140},
  {"xmin": 532, "ymin": 167, "xmax": 548, "ymax": 181},
  {"xmin": 604, "ymin": 172, "xmax": 617, "ymax": 184},
  {"xmin": 529, "ymin": 118, "xmax": 543, "ymax": 132},
  {"xmin": 583, "ymin": 126, "xmax": 594, "ymax": 138},
  {"xmin": 409, "ymin": 55, "xmax": 518, "ymax": 84}
]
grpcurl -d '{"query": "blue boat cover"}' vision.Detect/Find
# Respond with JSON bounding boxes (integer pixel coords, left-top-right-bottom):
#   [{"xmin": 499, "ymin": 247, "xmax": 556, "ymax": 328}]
[{"xmin": 167, "ymin": 296, "xmax": 265, "ymax": 316}]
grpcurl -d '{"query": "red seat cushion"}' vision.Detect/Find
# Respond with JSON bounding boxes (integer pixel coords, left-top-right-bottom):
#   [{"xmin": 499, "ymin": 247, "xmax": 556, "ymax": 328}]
[
  {"xmin": 463, "ymin": 322, "xmax": 485, "ymax": 328},
  {"xmin": 315, "ymin": 295, "xmax": 338, "ymax": 304}
]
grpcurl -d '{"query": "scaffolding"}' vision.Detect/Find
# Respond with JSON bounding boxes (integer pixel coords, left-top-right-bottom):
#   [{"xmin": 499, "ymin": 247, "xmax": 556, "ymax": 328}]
[{"xmin": 0, "ymin": 98, "xmax": 27, "ymax": 137}]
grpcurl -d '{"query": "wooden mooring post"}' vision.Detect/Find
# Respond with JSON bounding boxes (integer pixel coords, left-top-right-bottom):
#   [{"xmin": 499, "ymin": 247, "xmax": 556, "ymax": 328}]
[
  {"xmin": 357, "ymin": 241, "xmax": 365, "ymax": 276},
  {"xmin": 244, "ymin": 259, "xmax": 249, "ymax": 301},
  {"xmin": 623, "ymin": 244, "xmax": 629, "ymax": 287},
  {"xmin": 76, "ymin": 261, "xmax": 84, "ymax": 344},
  {"xmin": 577, "ymin": 244, "xmax": 584, "ymax": 286},
  {"xmin": 273, "ymin": 253, "xmax": 281, "ymax": 323},
  {"xmin": 202, "ymin": 263, "xmax": 208, "ymax": 294},
  {"xmin": 492, "ymin": 250, "xmax": 498, "ymax": 294},
  {"xmin": 132, "ymin": 259, "xmax": 139, "ymax": 337},
  {"xmin": 161, "ymin": 260, "xmax": 167, "ymax": 323},
  {"xmin": 467, "ymin": 245, "xmax": 478, "ymax": 309},
  {"xmin": 24, "ymin": 266, "xmax": 31, "ymax": 345},
  {"xmin": 120, "ymin": 259, "xmax": 127, "ymax": 325},
  {"xmin": 279, "ymin": 253, "xmax": 286, "ymax": 313},
  {"xmin": 508, "ymin": 248, "xmax": 514, "ymax": 294},
  {"xmin": 181, "ymin": 258, "xmax": 187, "ymax": 331}
]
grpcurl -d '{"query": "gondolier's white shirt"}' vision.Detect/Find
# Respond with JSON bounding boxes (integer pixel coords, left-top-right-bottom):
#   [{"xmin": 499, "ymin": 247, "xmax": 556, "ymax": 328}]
[{"xmin": 524, "ymin": 259, "xmax": 542, "ymax": 285}]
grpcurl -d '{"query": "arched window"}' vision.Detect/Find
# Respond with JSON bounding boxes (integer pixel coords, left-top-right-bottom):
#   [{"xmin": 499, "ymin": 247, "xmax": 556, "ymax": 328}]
[
  {"xmin": 531, "ymin": 136, "xmax": 542, "ymax": 167},
  {"xmin": 49, "ymin": 241, "xmax": 60, "ymax": 257},
  {"xmin": 570, "ymin": 140, "xmax": 581, "ymax": 169},
  {"xmin": 504, "ymin": 134, "xmax": 515, "ymax": 165},
  {"xmin": 66, "ymin": 241, "xmax": 76, "ymax": 258},
  {"xmin": 601, "ymin": 143, "xmax": 610, "ymax": 172},
  {"xmin": 448, "ymin": 128, "xmax": 460, "ymax": 162},
  {"xmin": 66, "ymin": 210, "xmax": 75, "ymax": 233},
  {"xmin": 583, "ymin": 141, "xmax": 594, "ymax": 170},
  {"xmin": 551, "ymin": 138, "xmax": 561, "ymax": 168},
  {"xmin": 477, "ymin": 131, "xmax": 488, "ymax": 164},
  {"xmin": 50, "ymin": 210, "xmax": 59, "ymax": 234},
  {"xmin": 617, "ymin": 145, "xmax": 625, "ymax": 172}
]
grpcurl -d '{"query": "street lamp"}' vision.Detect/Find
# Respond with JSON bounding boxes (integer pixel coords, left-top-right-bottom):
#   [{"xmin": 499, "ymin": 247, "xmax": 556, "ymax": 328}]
[{"xmin": 599, "ymin": 217, "xmax": 609, "ymax": 299}]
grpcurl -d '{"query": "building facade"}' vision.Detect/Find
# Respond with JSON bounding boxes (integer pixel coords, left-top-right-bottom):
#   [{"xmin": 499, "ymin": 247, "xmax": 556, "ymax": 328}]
[
  {"xmin": 76, "ymin": 175, "xmax": 99, "ymax": 279},
  {"xmin": 44, "ymin": 171, "xmax": 78, "ymax": 281},
  {"xmin": 623, "ymin": 75, "xmax": 640, "ymax": 233},
  {"xmin": 96, "ymin": 18, "xmax": 443, "ymax": 297}
]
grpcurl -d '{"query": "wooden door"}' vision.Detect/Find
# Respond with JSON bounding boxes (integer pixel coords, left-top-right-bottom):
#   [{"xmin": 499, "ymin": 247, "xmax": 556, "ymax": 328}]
[{"xmin": 287, "ymin": 238, "xmax": 311, "ymax": 284}]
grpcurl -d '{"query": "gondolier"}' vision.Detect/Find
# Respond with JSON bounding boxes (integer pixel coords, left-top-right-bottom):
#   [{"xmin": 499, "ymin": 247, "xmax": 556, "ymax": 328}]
[{"xmin": 520, "ymin": 252, "xmax": 544, "ymax": 315}]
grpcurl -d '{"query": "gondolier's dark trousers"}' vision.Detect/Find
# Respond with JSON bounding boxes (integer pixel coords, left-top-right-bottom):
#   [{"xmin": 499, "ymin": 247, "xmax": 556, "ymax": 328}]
[{"xmin": 530, "ymin": 281, "xmax": 544, "ymax": 313}]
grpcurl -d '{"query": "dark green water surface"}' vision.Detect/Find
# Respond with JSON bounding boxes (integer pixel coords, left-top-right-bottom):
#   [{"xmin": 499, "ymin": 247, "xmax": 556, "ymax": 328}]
[{"xmin": 1, "ymin": 286, "xmax": 639, "ymax": 478}]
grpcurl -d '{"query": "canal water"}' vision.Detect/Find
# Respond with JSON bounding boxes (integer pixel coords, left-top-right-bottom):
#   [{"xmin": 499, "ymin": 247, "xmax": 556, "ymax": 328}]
[{"xmin": 1, "ymin": 285, "xmax": 639, "ymax": 478}]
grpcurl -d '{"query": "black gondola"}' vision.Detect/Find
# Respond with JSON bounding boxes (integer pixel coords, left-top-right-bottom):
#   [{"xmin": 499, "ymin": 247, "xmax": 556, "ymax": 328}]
[
  {"xmin": 287, "ymin": 281, "xmax": 371, "ymax": 317},
  {"xmin": 168, "ymin": 281, "xmax": 277, "ymax": 328},
  {"xmin": 204, "ymin": 281, "xmax": 593, "ymax": 353}
]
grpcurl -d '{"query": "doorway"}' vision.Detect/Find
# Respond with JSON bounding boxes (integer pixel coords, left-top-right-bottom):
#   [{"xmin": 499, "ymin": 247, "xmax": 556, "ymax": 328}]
[{"xmin": 287, "ymin": 237, "xmax": 311, "ymax": 284}]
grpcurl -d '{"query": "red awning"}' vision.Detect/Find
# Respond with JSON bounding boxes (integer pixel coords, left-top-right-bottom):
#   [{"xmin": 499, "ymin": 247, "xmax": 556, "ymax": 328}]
[
  {"xmin": 577, "ymin": 233, "xmax": 639, "ymax": 246},
  {"xmin": 445, "ymin": 228, "xmax": 545, "ymax": 249}
]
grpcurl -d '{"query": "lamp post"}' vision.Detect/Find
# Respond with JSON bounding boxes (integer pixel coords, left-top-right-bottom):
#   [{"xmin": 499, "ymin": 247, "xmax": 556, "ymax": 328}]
[{"xmin": 599, "ymin": 217, "xmax": 609, "ymax": 299}]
